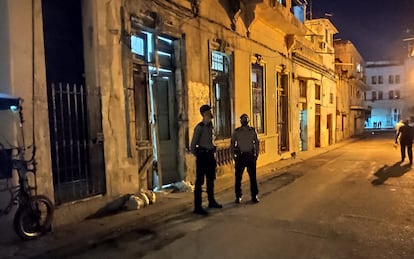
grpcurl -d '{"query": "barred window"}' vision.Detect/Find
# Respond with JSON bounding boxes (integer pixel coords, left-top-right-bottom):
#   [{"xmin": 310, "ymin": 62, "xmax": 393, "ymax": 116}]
[
  {"xmin": 315, "ymin": 84, "xmax": 321, "ymax": 100},
  {"xmin": 212, "ymin": 51, "xmax": 224, "ymax": 72},
  {"xmin": 211, "ymin": 51, "xmax": 232, "ymax": 139},
  {"xmin": 252, "ymin": 63, "xmax": 265, "ymax": 134},
  {"xmin": 299, "ymin": 80, "xmax": 306, "ymax": 98}
]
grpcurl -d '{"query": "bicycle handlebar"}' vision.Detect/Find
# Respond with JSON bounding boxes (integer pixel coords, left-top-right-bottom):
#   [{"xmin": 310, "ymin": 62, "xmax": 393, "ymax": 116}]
[{"xmin": 0, "ymin": 143, "xmax": 36, "ymax": 164}]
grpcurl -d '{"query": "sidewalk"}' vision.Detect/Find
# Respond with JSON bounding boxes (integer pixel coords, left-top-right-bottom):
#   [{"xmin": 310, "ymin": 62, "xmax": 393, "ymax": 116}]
[{"xmin": 0, "ymin": 135, "xmax": 363, "ymax": 259}]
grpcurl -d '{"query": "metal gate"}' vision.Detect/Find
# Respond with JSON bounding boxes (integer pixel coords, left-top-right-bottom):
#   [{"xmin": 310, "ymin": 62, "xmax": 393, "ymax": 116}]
[
  {"xmin": 48, "ymin": 82, "xmax": 106, "ymax": 204},
  {"xmin": 278, "ymin": 74, "xmax": 289, "ymax": 152}
]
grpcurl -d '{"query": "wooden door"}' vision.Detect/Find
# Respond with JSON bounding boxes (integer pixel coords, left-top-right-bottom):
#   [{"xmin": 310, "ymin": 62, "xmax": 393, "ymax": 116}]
[
  {"xmin": 133, "ymin": 65, "xmax": 154, "ymax": 189},
  {"xmin": 152, "ymin": 76, "xmax": 178, "ymax": 185}
]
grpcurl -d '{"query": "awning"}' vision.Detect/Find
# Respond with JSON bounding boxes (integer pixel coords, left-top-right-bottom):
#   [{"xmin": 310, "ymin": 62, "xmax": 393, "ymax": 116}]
[{"xmin": 0, "ymin": 93, "xmax": 20, "ymax": 111}]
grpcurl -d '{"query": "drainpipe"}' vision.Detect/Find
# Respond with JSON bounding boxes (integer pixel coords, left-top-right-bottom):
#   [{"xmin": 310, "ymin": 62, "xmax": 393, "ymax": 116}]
[{"xmin": 32, "ymin": 0, "xmax": 35, "ymax": 149}]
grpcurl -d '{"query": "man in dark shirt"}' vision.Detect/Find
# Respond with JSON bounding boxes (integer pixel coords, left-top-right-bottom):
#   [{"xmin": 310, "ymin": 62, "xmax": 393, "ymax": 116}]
[
  {"xmin": 395, "ymin": 120, "xmax": 414, "ymax": 165},
  {"xmin": 190, "ymin": 104, "xmax": 222, "ymax": 215},
  {"xmin": 230, "ymin": 114, "xmax": 260, "ymax": 204}
]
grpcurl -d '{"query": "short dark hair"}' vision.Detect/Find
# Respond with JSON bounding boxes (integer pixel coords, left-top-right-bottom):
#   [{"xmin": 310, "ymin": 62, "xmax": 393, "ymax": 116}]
[
  {"xmin": 240, "ymin": 113, "xmax": 248, "ymax": 119},
  {"xmin": 200, "ymin": 104, "xmax": 211, "ymax": 114}
]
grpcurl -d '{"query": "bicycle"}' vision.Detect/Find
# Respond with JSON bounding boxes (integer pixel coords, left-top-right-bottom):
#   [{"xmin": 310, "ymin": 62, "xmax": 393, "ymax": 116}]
[
  {"xmin": 0, "ymin": 94, "xmax": 54, "ymax": 240},
  {"xmin": 0, "ymin": 144, "xmax": 54, "ymax": 240}
]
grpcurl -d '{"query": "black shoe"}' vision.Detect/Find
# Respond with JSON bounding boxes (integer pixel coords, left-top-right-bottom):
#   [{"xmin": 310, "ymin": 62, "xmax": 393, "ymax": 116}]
[
  {"xmin": 193, "ymin": 208, "xmax": 209, "ymax": 215},
  {"xmin": 235, "ymin": 197, "xmax": 242, "ymax": 204},
  {"xmin": 208, "ymin": 202, "xmax": 223, "ymax": 209},
  {"xmin": 252, "ymin": 195, "xmax": 260, "ymax": 203}
]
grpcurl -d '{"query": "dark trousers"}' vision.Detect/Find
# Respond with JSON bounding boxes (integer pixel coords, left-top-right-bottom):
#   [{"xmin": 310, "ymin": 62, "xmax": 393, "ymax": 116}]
[
  {"xmin": 194, "ymin": 151, "xmax": 217, "ymax": 209},
  {"xmin": 400, "ymin": 142, "xmax": 413, "ymax": 163},
  {"xmin": 234, "ymin": 152, "xmax": 258, "ymax": 199}
]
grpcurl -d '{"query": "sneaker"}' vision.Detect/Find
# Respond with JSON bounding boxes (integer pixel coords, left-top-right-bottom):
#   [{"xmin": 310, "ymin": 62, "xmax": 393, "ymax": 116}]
[
  {"xmin": 208, "ymin": 202, "xmax": 223, "ymax": 209},
  {"xmin": 252, "ymin": 195, "xmax": 260, "ymax": 203},
  {"xmin": 193, "ymin": 208, "xmax": 209, "ymax": 215},
  {"xmin": 235, "ymin": 197, "xmax": 242, "ymax": 204}
]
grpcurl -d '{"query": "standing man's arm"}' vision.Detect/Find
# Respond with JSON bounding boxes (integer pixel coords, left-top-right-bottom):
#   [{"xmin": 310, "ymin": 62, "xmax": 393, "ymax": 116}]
[
  {"xmin": 254, "ymin": 130, "xmax": 259, "ymax": 159},
  {"xmin": 396, "ymin": 128, "xmax": 402, "ymax": 144},
  {"xmin": 230, "ymin": 131, "xmax": 236, "ymax": 155},
  {"xmin": 190, "ymin": 125, "xmax": 201, "ymax": 155}
]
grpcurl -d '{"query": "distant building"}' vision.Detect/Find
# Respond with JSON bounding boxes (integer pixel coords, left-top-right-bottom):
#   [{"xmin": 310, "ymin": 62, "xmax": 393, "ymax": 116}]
[
  {"xmin": 364, "ymin": 61, "xmax": 405, "ymax": 128},
  {"xmin": 334, "ymin": 39, "xmax": 368, "ymax": 139},
  {"xmin": 294, "ymin": 18, "xmax": 338, "ymax": 150}
]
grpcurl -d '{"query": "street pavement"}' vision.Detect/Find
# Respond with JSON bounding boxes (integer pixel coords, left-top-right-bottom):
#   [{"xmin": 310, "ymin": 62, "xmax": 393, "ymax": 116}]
[{"xmin": 4, "ymin": 130, "xmax": 414, "ymax": 258}]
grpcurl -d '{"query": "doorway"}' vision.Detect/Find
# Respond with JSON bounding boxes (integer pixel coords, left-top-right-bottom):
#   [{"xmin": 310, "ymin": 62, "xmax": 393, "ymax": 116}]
[
  {"xmin": 42, "ymin": 0, "xmax": 106, "ymax": 204},
  {"xmin": 152, "ymin": 76, "xmax": 179, "ymax": 185},
  {"xmin": 327, "ymin": 114, "xmax": 333, "ymax": 145},
  {"xmin": 131, "ymin": 30, "xmax": 179, "ymax": 188},
  {"xmin": 299, "ymin": 108, "xmax": 308, "ymax": 151},
  {"xmin": 133, "ymin": 65, "xmax": 154, "ymax": 189},
  {"xmin": 278, "ymin": 74, "xmax": 289, "ymax": 152}
]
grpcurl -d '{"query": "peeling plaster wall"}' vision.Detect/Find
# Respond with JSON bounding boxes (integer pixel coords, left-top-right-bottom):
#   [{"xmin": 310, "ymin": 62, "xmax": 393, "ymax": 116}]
[
  {"xmin": 53, "ymin": 0, "xmax": 142, "ymax": 226},
  {"xmin": 0, "ymin": 0, "xmax": 55, "ymax": 233},
  {"xmin": 0, "ymin": 0, "xmax": 10, "ymax": 92},
  {"xmin": 0, "ymin": 0, "xmax": 14, "ymax": 144},
  {"xmin": 1, "ymin": 0, "xmax": 347, "ymax": 227},
  {"xmin": 182, "ymin": 2, "xmax": 290, "ymax": 175},
  {"xmin": 120, "ymin": 0, "xmax": 296, "ymax": 183},
  {"xmin": 92, "ymin": 0, "xmax": 138, "ymax": 196},
  {"xmin": 290, "ymin": 63, "xmax": 319, "ymax": 151},
  {"xmin": 6, "ymin": 0, "xmax": 53, "ymax": 197},
  {"xmin": 4, "ymin": 0, "xmax": 143, "ymax": 227}
]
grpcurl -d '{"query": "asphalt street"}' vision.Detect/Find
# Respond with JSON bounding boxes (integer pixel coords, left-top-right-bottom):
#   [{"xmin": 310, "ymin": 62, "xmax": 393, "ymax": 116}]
[{"xmin": 40, "ymin": 131, "xmax": 414, "ymax": 259}]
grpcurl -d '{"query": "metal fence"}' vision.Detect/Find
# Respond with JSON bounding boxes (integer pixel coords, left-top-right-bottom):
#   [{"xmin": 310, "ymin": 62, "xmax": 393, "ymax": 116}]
[{"xmin": 49, "ymin": 82, "xmax": 105, "ymax": 204}]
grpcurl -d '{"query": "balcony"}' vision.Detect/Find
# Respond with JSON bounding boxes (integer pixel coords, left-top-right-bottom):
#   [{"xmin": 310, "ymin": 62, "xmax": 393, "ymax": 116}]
[
  {"xmin": 255, "ymin": 0, "xmax": 307, "ymax": 35},
  {"xmin": 293, "ymin": 40, "xmax": 324, "ymax": 65}
]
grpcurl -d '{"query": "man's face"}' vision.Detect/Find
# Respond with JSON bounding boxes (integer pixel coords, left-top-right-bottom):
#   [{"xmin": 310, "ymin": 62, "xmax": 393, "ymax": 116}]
[{"xmin": 203, "ymin": 110, "xmax": 213, "ymax": 121}]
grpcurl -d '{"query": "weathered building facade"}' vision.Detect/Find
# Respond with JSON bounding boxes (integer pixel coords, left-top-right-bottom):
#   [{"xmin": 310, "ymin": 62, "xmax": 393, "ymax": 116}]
[
  {"xmin": 292, "ymin": 18, "xmax": 338, "ymax": 150},
  {"xmin": 334, "ymin": 40, "xmax": 368, "ymax": 140},
  {"xmin": 1, "ymin": 0, "xmax": 347, "ymax": 228}
]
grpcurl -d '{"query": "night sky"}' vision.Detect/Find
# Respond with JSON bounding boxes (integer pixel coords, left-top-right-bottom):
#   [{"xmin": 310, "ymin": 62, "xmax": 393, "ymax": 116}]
[{"xmin": 311, "ymin": 0, "xmax": 414, "ymax": 61}]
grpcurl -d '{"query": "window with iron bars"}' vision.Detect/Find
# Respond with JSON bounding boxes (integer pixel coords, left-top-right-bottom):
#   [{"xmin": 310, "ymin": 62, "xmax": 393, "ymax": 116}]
[
  {"xmin": 251, "ymin": 63, "xmax": 265, "ymax": 134},
  {"xmin": 315, "ymin": 84, "xmax": 321, "ymax": 100},
  {"xmin": 299, "ymin": 80, "xmax": 306, "ymax": 98},
  {"xmin": 211, "ymin": 51, "xmax": 232, "ymax": 139}
]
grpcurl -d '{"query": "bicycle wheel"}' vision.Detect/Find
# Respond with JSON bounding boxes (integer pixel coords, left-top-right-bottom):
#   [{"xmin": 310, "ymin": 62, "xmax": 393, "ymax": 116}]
[{"xmin": 13, "ymin": 195, "xmax": 54, "ymax": 240}]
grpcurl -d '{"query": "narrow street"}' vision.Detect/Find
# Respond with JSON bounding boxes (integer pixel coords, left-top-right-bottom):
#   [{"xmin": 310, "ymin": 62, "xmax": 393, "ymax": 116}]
[{"xmin": 34, "ymin": 130, "xmax": 414, "ymax": 259}]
